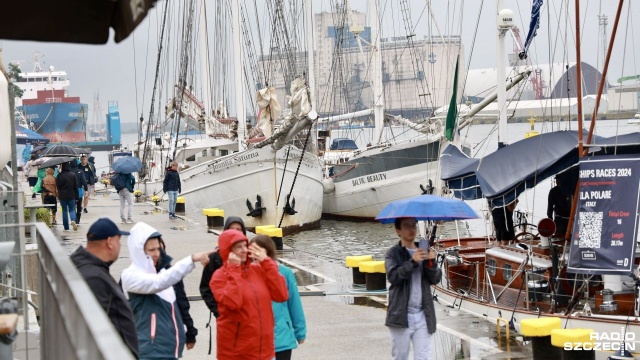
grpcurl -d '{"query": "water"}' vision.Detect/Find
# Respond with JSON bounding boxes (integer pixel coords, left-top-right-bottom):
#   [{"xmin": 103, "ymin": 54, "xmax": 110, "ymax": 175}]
[{"xmin": 96, "ymin": 120, "xmax": 637, "ymax": 242}]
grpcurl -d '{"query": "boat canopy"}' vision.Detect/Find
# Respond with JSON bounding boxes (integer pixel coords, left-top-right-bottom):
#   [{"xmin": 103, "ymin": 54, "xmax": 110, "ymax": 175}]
[
  {"xmin": 330, "ymin": 138, "xmax": 359, "ymax": 151},
  {"xmin": 173, "ymin": 137, "xmax": 238, "ymax": 163},
  {"xmin": 440, "ymin": 131, "xmax": 640, "ymax": 208}
]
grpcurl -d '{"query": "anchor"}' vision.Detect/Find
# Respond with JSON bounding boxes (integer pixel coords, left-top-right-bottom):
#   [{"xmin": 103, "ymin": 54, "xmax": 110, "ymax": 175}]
[
  {"xmin": 246, "ymin": 195, "xmax": 265, "ymax": 217},
  {"xmin": 283, "ymin": 194, "xmax": 297, "ymax": 215},
  {"xmin": 420, "ymin": 179, "xmax": 434, "ymax": 195}
]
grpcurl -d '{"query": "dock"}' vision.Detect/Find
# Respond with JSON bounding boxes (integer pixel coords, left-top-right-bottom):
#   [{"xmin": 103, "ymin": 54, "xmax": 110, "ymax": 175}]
[{"xmin": 19, "ymin": 185, "xmax": 532, "ymax": 359}]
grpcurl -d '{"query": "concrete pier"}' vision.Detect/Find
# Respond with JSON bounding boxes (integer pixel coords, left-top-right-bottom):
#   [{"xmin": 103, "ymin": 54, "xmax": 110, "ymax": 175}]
[{"xmin": 20, "ymin": 185, "xmax": 532, "ymax": 359}]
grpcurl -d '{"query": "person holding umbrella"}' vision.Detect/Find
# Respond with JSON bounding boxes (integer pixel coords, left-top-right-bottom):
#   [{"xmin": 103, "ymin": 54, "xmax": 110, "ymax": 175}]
[
  {"xmin": 111, "ymin": 156, "xmax": 142, "ymax": 224},
  {"xmin": 375, "ymin": 195, "xmax": 476, "ymax": 360},
  {"xmin": 384, "ymin": 217, "xmax": 441, "ymax": 360}
]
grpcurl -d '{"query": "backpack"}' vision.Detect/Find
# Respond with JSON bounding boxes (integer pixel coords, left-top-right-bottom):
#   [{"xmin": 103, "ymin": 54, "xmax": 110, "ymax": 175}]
[{"xmin": 111, "ymin": 174, "xmax": 127, "ymax": 191}]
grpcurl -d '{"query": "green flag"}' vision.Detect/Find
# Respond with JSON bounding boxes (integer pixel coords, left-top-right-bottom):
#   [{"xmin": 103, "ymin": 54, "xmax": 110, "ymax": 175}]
[{"xmin": 445, "ymin": 55, "xmax": 460, "ymax": 142}]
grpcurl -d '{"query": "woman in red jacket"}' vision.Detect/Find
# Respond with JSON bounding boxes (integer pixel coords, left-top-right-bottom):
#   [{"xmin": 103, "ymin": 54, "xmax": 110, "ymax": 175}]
[{"xmin": 210, "ymin": 229, "xmax": 288, "ymax": 360}]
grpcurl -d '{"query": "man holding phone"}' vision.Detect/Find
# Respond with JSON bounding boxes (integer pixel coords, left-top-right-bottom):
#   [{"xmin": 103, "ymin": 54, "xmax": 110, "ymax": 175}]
[{"xmin": 384, "ymin": 217, "xmax": 442, "ymax": 360}]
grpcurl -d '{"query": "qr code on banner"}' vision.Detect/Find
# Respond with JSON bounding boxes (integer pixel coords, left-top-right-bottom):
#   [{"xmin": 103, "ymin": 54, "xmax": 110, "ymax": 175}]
[{"xmin": 578, "ymin": 211, "xmax": 603, "ymax": 248}]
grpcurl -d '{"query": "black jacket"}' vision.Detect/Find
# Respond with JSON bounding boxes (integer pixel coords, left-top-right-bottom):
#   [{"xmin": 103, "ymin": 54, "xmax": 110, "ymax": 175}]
[
  {"xmin": 198, "ymin": 216, "xmax": 245, "ymax": 317},
  {"xmin": 78, "ymin": 162, "xmax": 97, "ymax": 185},
  {"xmin": 70, "ymin": 246, "xmax": 138, "ymax": 358},
  {"xmin": 198, "ymin": 252, "xmax": 224, "ymax": 317},
  {"xmin": 55, "ymin": 169, "xmax": 78, "ymax": 201},
  {"xmin": 384, "ymin": 241, "xmax": 442, "ymax": 334},
  {"xmin": 157, "ymin": 250, "xmax": 198, "ymax": 343},
  {"xmin": 73, "ymin": 168, "xmax": 88, "ymax": 191},
  {"xmin": 163, "ymin": 169, "xmax": 181, "ymax": 193}
]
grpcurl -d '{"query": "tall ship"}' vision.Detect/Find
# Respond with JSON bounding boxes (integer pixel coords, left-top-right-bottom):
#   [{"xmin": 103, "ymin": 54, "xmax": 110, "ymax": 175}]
[{"xmin": 13, "ymin": 53, "xmax": 122, "ymax": 151}]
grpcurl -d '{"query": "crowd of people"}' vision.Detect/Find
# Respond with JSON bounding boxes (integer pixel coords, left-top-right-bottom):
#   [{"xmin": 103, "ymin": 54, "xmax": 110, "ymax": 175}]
[{"xmin": 72, "ymin": 216, "xmax": 307, "ymax": 360}]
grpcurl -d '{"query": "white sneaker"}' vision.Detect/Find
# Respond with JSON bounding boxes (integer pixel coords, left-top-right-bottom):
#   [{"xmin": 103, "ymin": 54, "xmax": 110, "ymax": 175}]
[
  {"xmin": 126, "ymin": 219, "xmax": 134, "ymax": 224},
  {"xmin": 71, "ymin": 221, "xmax": 78, "ymax": 231},
  {"xmin": 121, "ymin": 219, "xmax": 127, "ymax": 224}
]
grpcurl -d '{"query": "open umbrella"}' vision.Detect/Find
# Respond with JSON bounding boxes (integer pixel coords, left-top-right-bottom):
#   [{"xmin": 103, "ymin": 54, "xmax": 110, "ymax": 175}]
[
  {"xmin": 375, "ymin": 195, "xmax": 479, "ymax": 224},
  {"xmin": 40, "ymin": 144, "xmax": 79, "ymax": 157},
  {"xmin": 74, "ymin": 147, "xmax": 92, "ymax": 155},
  {"xmin": 30, "ymin": 145, "xmax": 48, "ymax": 154},
  {"xmin": 112, "ymin": 156, "xmax": 143, "ymax": 174},
  {"xmin": 39, "ymin": 156, "xmax": 76, "ymax": 168}
]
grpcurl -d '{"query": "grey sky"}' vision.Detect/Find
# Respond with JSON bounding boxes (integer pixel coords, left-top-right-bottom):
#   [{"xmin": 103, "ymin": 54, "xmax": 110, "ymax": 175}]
[{"xmin": 2, "ymin": 0, "xmax": 638, "ymax": 126}]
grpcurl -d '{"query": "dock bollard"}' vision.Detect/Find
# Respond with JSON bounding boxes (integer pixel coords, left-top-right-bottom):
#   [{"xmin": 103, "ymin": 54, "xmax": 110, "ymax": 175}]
[
  {"xmin": 359, "ymin": 260, "xmax": 386, "ymax": 291},
  {"xmin": 202, "ymin": 208, "xmax": 224, "ymax": 230},
  {"xmin": 520, "ymin": 317, "xmax": 562, "ymax": 360},
  {"xmin": 345, "ymin": 255, "xmax": 373, "ymax": 285},
  {"xmin": 551, "ymin": 328, "xmax": 595, "ymax": 360},
  {"xmin": 263, "ymin": 227, "xmax": 283, "ymax": 250},
  {"xmin": 175, "ymin": 196, "xmax": 185, "ymax": 213}
]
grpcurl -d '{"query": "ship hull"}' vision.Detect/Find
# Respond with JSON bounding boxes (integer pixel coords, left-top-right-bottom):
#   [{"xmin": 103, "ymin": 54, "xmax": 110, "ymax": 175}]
[
  {"xmin": 140, "ymin": 146, "xmax": 324, "ymax": 234},
  {"xmin": 18, "ymin": 102, "xmax": 88, "ymax": 143},
  {"xmin": 322, "ymin": 137, "xmax": 442, "ymax": 219}
]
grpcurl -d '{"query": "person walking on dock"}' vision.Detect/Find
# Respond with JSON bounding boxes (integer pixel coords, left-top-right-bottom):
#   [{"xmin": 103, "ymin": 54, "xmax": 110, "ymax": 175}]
[
  {"xmin": 55, "ymin": 162, "xmax": 78, "ymax": 231},
  {"xmin": 385, "ymin": 217, "xmax": 441, "ymax": 360},
  {"xmin": 163, "ymin": 161, "xmax": 181, "ymax": 219},
  {"xmin": 24, "ymin": 154, "xmax": 39, "ymax": 199},
  {"xmin": 70, "ymin": 160, "xmax": 88, "ymax": 225},
  {"xmin": 79, "ymin": 155, "xmax": 97, "ymax": 212},
  {"xmin": 42, "ymin": 168, "xmax": 58, "ymax": 225},
  {"xmin": 113, "ymin": 172, "xmax": 135, "ymax": 224},
  {"xmin": 70, "ymin": 218, "xmax": 138, "ymax": 358}
]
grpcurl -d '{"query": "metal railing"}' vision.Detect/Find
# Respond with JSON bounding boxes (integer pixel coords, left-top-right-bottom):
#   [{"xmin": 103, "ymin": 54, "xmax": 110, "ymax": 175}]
[
  {"xmin": 37, "ymin": 221, "xmax": 134, "ymax": 360},
  {"xmin": 0, "ymin": 183, "xmax": 132, "ymax": 359}
]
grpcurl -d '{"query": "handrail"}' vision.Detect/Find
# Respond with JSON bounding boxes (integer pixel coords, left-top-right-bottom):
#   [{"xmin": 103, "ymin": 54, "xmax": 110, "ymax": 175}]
[{"xmin": 36, "ymin": 222, "xmax": 134, "ymax": 360}]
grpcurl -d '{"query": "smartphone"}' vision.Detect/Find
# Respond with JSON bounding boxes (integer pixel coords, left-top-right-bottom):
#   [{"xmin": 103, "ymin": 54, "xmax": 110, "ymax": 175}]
[{"xmin": 418, "ymin": 237, "xmax": 429, "ymax": 251}]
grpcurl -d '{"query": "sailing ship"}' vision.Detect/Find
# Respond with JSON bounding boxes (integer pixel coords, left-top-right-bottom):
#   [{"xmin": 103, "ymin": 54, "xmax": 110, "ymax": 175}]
[
  {"xmin": 432, "ymin": 0, "xmax": 640, "ymax": 350},
  {"xmin": 136, "ymin": 0, "xmax": 323, "ymax": 234},
  {"xmin": 319, "ymin": 3, "xmax": 531, "ymax": 220}
]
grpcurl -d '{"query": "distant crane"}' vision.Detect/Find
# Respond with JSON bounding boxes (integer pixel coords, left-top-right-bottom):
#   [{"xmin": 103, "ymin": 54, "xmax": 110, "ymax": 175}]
[{"xmin": 510, "ymin": 26, "xmax": 544, "ymax": 100}]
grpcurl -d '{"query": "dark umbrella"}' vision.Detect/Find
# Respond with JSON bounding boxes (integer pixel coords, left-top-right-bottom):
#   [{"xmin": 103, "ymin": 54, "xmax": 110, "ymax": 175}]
[
  {"xmin": 30, "ymin": 145, "xmax": 48, "ymax": 154},
  {"xmin": 74, "ymin": 147, "xmax": 92, "ymax": 155},
  {"xmin": 375, "ymin": 195, "xmax": 478, "ymax": 223},
  {"xmin": 39, "ymin": 156, "xmax": 76, "ymax": 168},
  {"xmin": 40, "ymin": 144, "xmax": 79, "ymax": 157},
  {"xmin": 112, "ymin": 156, "xmax": 143, "ymax": 174}
]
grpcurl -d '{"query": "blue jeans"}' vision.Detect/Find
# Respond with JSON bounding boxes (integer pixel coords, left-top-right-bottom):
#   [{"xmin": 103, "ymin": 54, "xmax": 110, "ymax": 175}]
[
  {"xmin": 167, "ymin": 191, "xmax": 178, "ymax": 214},
  {"xmin": 60, "ymin": 199, "xmax": 76, "ymax": 230}
]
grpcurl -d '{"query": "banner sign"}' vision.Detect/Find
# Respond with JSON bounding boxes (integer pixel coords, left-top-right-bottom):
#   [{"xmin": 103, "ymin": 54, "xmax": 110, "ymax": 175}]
[
  {"xmin": 568, "ymin": 156, "xmax": 640, "ymax": 274},
  {"xmin": 519, "ymin": 0, "xmax": 544, "ymax": 60}
]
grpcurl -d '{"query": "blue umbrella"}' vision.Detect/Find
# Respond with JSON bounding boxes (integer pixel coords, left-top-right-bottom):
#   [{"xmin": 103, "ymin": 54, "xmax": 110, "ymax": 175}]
[
  {"xmin": 112, "ymin": 156, "xmax": 143, "ymax": 174},
  {"xmin": 375, "ymin": 195, "xmax": 479, "ymax": 224}
]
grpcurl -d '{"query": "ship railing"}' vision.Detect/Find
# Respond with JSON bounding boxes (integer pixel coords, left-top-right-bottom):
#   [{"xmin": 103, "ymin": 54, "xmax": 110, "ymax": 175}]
[{"xmin": 0, "ymin": 187, "xmax": 132, "ymax": 359}]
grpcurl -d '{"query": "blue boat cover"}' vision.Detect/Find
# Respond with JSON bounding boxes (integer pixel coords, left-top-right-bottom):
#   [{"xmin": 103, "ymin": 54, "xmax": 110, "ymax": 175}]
[
  {"xmin": 440, "ymin": 131, "xmax": 640, "ymax": 208},
  {"xmin": 15, "ymin": 125, "xmax": 49, "ymax": 145}
]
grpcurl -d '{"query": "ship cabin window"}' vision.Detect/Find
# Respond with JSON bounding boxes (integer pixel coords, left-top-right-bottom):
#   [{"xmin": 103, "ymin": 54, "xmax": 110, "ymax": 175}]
[
  {"xmin": 487, "ymin": 259, "xmax": 497, "ymax": 276},
  {"xmin": 220, "ymin": 149, "xmax": 229, "ymax": 156},
  {"xmin": 503, "ymin": 264, "xmax": 513, "ymax": 280},
  {"xmin": 36, "ymin": 77, "xmax": 44, "ymax": 82},
  {"xmin": 28, "ymin": 78, "xmax": 35, "ymax": 82},
  {"xmin": 51, "ymin": 77, "xmax": 58, "ymax": 81},
  {"xmin": 59, "ymin": 76, "xmax": 66, "ymax": 81}
]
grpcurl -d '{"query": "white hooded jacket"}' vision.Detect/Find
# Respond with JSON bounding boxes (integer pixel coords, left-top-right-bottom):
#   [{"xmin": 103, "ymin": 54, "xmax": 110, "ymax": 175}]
[{"xmin": 121, "ymin": 222, "xmax": 195, "ymax": 302}]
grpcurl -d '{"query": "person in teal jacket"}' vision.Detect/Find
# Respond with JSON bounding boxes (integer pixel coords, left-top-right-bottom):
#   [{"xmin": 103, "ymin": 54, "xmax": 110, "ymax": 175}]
[{"xmin": 251, "ymin": 235, "xmax": 306, "ymax": 360}]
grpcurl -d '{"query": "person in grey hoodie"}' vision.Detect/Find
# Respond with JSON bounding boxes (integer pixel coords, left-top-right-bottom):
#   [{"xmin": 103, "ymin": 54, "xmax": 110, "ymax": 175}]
[
  {"xmin": 120, "ymin": 222, "xmax": 212, "ymax": 359},
  {"xmin": 385, "ymin": 217, "xmax": 441, "ymax": 360}
]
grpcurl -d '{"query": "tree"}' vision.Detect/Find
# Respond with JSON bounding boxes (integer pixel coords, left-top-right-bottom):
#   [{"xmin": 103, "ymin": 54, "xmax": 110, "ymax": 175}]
[{"xmin": 7, "ymin": 63, "xmax": 24, "ymax": 99}]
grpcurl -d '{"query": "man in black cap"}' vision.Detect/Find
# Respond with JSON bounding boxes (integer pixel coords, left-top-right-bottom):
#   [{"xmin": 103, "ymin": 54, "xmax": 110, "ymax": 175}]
[{"xmin": 70, "ymin": 218, "xmax": 138, "ymax": 358}]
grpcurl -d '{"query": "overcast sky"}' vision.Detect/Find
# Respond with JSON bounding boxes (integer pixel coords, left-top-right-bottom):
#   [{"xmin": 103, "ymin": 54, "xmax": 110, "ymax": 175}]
[{"xmin": 2, "ymin": 0, "xmax": 638, "ymax": 126}]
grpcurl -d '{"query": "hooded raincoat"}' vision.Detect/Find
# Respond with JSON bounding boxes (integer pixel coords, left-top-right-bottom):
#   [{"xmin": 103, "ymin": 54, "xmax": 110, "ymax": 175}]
[
  {"xmin": 121, "ymin": 222, "xmax": 196, "ymax": 359},
  {"xmin": 199, "ymin": 216, "xmax": 245, "ymax": 317},
  {"xmin": 210, "ymin": 230, "xmax": 288, "ymax": 360}
]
